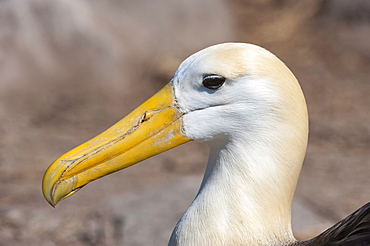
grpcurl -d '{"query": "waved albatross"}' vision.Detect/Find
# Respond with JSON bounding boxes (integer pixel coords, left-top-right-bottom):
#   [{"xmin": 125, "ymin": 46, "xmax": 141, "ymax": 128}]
[{"xmin": 42, "ymin": 43, "xmax": 370, "ymax": 246}]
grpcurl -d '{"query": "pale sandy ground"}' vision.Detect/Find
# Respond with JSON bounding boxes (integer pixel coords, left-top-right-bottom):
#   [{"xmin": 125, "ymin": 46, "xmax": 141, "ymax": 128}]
[{"xmin": 0, "ymin": 0, "xmax": 370, "ymax": 245}]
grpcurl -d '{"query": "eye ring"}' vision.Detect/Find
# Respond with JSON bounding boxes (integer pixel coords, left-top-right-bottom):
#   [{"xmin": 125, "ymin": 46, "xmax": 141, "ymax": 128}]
[{"xmin": 202, "ymin": 74, "xmax": 226, "ymax": 90}]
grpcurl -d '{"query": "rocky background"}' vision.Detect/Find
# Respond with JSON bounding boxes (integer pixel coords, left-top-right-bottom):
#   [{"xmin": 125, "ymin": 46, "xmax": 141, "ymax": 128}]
[{"xmin": 0, "ymin": 0, "xmax": 369, "ymax": 245}]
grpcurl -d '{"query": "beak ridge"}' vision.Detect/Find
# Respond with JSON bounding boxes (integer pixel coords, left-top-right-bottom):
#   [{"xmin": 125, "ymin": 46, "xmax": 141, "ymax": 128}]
[{"xmin": 42, "ymin": 83, "xmax": 190, "ymax": 206}]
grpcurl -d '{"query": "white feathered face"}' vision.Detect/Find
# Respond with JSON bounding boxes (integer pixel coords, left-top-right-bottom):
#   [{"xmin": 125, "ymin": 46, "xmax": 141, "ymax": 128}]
[{"xmin": 172, "ymin": 43, "xmax": 282, "ymax": 143}]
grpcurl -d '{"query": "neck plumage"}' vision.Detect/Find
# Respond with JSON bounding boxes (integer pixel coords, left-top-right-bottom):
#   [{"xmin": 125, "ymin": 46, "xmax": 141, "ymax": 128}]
[{"xmin": 169, "ymin": 122, "xmax": 308, "ymax": 246}]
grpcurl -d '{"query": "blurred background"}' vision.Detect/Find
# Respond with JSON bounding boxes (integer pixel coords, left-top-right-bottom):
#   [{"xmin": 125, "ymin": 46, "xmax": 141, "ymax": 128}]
[{"xmin": 0, "ymin": 0, "xmax": 369, "ymax": 245}]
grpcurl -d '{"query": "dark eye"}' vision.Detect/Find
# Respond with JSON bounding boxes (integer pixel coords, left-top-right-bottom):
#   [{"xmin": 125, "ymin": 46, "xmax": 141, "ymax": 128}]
[{"xmin": 202, "ymin": 74, "xmax": 226, "ymax": 90}]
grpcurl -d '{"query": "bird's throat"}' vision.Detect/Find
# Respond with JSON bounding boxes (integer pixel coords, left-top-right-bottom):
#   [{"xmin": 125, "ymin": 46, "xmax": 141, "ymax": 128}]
[{"xmin": 169, "ymin": 138, "xmax": 301, "ymax": 246}]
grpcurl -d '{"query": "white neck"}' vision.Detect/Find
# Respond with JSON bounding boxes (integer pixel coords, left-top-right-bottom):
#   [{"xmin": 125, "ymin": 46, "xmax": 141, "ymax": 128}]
[{"xmin": 169, "ymin": 124, "xmax": 307, "ymax": 246}]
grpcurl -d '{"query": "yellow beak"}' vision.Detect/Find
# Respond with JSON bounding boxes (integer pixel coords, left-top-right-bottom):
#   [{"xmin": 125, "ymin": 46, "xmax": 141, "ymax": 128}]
[{"xmin": 42, "ymin": 83, "xmax": 190, "ymax": 207}]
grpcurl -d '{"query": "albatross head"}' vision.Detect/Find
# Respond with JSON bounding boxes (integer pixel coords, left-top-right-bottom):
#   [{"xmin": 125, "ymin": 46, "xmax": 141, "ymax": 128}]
[
  {"xmin": 43, "ymin": 43, "xmax": 308, "ymax": 245},
  {"xmin": 173, "ymin": 43, "xmax": 307, "ymax": 143}
]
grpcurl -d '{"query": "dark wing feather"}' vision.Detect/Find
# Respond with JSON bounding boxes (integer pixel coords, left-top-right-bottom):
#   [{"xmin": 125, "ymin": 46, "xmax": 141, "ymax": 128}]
[{"xmin": 300, "ymin": 202, "xmax": 370, "ymax": 246}]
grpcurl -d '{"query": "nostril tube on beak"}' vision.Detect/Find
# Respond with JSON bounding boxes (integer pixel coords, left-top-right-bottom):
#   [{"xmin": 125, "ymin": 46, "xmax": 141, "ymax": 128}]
[{"xmin": 140, "ymin": 111, "xmax": 155, "ymax": 123}]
